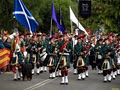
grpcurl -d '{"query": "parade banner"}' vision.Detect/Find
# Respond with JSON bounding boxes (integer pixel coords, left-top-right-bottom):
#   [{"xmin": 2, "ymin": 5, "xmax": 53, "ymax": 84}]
[
  {"xmin": 13, "ymin": 0, "xmax": 39, "ymax": 33},
  {"xmin": 0, "ymin": 48, "xmax": 10, "ymax": 69},
  {"xmin": 79, "ymin": 0, "xmax": 91, "ymax": 18}
]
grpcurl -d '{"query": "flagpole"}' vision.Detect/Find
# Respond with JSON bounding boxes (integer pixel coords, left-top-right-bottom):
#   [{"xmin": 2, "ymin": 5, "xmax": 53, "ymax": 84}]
[
  {"xmin": 71, "ymin": 20, "xmax": 73, "ymax": 34},
  {"xmin": 50, "ymin": 18, "xmax": 52, "ymax": 37}
]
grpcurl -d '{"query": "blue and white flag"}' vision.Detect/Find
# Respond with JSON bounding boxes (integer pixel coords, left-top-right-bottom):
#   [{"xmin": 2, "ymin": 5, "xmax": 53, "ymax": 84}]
[{"xmin": 13, "ymin": 0, "xmax": 39, "ymax": 33}]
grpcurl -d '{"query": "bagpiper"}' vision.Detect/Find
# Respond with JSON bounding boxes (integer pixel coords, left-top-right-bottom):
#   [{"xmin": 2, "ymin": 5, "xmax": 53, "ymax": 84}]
[
  {"xmin": 58, "ymin": 34, "xmax": 72, "ymax": 85},
  {"xmin": 102, "ymin": 39, "xmax": 113, "ymax": 82},
  {"xmin": 74, "ymin": 37, "xmax": 85, "ymax": 80},
  {"xmin": 47, "ymin": 37, "xmax": 58, "ymax": 79},
  {"xmin": 95, "ymin": 39, "xmax": 104, "ymax": 74}
]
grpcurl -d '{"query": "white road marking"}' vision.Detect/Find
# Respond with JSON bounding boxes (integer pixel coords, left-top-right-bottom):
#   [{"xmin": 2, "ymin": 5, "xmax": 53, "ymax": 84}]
[{"xmin": 24, "ymin": 69, "xmax": 72, "ymax": 90}]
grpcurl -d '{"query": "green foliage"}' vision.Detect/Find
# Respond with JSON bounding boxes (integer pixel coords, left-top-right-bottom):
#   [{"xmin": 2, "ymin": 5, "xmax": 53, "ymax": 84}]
[{"xmin": 0, "ymin": 0, "xmax": 120, "ymax": 34}]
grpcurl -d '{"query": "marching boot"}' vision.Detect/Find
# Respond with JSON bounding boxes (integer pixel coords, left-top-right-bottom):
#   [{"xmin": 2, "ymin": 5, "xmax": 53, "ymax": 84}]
[
  {"xmin": 52, "ymin": 72, "xmax": 55, "ymax": 79},
  {"xmin": 14, "ymin": 73, "xmax": 17, "ymax": 81},
  {"xmin": 103, "ymin": 76, "xmax": 107, "ymax": 82},
  {"xmin": 56, "ymin": 71, "xmax": 59, "ymax": 77},
  {"xmin": 60, "ymin": 77, "xmax": 65, "ymax": 85},
  {"xmin": 32, "ymin": 69, "xmax": 34, "ymax": 75},
  {"xmin": 40, "ymin": 67, "xmax": 43, "ymax": 73},
  {"xmin": 108, "ymin": 74, "xmax": 112, "ymax": 82},
  {"xmin": 85, "ymin": 70, "xmax": 89, "ymax": 77},
  {"xmin": 117, "ymin": 69, "xmax": 120, "ymax": 75},
  {"xmin": 20, "ymin": 72, "xmax": 23, "ymax": 78},
  {"xmin": 44, "ymin": 66, "xmax": 47, "ymax": 72},
  {"xmin": 36, "ymin": 68, "xmax": 40, "ymax": 75},
  {"xmin": 100, "ymin": 70, "xmax": 103, "ymax": 74},
  {"xmin": 98, "ymin": 70, "xmax": 102, "ymax": 74},
  {"xmin": 115, "ymin": 71, "xmax": 117, "ymax": 77},
  {"xmin": 17, "ymin": 72, "xmax": 21, "ymax": 80},
  {"xmin": 73, "ymin": 69, "xmax": 77, "ymax": 75},
  {"xmin": 49, "ymin": 73, "xmax": 52, "ymax": 79},
  {"xmin": 78, "ymin": 74, "xmax": 82, "ymax": 80},
  {"xmin": 65, "ymin": 76, "xmax": 68, "ymax": 85},
  {"xmin": 98, "ymin": 70, "xmax": 101, "ymax": 74},
  {"xmin": 112, "ymin": 72, "xmax": 116, "ymax": 80},
  {"xmin": 59, "ymin": 70, "xmax": 62, "ymax": 77},
  {"xmin": 81, "ymin": 73, "xmax": 85, "ymax": 80}
]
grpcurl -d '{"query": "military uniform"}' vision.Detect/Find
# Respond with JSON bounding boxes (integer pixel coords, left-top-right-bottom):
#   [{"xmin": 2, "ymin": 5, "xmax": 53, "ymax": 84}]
[
  {"xmin": 40, "ymin": 39, "xmax": 49, "ymax": 72},
  {"xmin": 102, "ymin": 40, "xmax": 113, "ymax": 82},
  {"xmin": 58, "ymin": 37, "xmax": 72, "ymax": 84},
  {"xmin": 82, "ymin": 40, "xmax": 91, "ymax": 78},
  {"xmin": 74, "ymin": 39, "xmax": 86, "ymax": 80},
  {"xmin": 26, "ymin": 38, "xmax": 37, "ymax": 75},
  {"xmin": 47, "ymin": 38, "xmax": 58, "ymax": 79},
  {"xmin": 95, "ymin": 39, "xmax": 104, "ymax": 74}
]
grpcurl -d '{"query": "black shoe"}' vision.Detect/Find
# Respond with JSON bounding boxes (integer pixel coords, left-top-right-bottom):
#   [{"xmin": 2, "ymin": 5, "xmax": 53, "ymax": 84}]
[
  {"xmin": 103, "ymin": 81, "xmax": 107, "ymax": 83},
  {"xmin": 65, "ymin": 83, "xmax": 68, "ymax": 85},
  {"xmin": 37, "ymin": 73, "xmax": 39, "ymax": 75},
  {"xmin": 86, "ymin": 75, "xmax": 89, "ymax": 77},
  {"xmin": 14, "ymin": 79, "xmax": 17, "ymax": 81},
  {"xmin": 108, "ymin": 80, "xmax": 111, "ymax": 82},
  {"xmin": 60, "ymin": 83, "xmax": 65, "ymax": 85},
  {"xmin": 18, "ymin": 78, "xmax": 21, "ymax": 80},
  {"xmin": 40, "ymin": 71, "xmax": 43, "ymax": 73},
  {"xmin": 82, "ymin": 78, "xmax": 85, "ymax": 80},
  {"xmin": 77, "ymin": 79, "xmax": 81, "ymax": 80},
  {"xmin": 112, "ymin": 78, "xmax": 115, "ymax": 80}
]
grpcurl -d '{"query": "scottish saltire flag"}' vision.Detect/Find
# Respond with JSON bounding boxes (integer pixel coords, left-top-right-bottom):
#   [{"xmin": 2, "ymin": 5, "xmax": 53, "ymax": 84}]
[
  {"xmin": 13, "ymin": 0, "xmax": 39, "ymax": 33},
  {"xmin": 52, "ymin": 1, "xmax": 65, "ymax": 33}
]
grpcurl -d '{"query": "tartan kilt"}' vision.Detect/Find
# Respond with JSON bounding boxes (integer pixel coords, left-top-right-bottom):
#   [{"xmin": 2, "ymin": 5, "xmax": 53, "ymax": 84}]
[
  {"xmin": 43, "ymin": 55, "xmax": 49, "ymax": 66},
  {"xmin": 36, "ymin": 53, "xmax": 40, "ymax": 62},
  {"xmin": 28, "ymin": 52, "xmax": 34, "ymax": 63},
  {"xmin": 16, "ymin": 52, "xmax": 23, "ymax": 64}
]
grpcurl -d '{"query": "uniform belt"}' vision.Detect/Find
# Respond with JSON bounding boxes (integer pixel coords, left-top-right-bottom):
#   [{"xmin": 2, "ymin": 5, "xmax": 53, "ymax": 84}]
[{"xmin": 59, "ymin": 53, "xmax": 69, "ymax": 55}]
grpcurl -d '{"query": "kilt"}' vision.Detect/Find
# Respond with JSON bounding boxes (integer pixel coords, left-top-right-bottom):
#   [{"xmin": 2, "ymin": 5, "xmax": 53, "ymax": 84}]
[{"xmin": 16, "ymin": 52, "xmax": 23, "ymax": 64}]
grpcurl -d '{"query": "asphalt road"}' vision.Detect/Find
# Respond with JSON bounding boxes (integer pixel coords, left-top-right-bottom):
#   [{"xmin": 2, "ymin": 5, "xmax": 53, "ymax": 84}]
[{"xmin": 0, "ymin": 66, "xmax": 120, "ymax": 90}]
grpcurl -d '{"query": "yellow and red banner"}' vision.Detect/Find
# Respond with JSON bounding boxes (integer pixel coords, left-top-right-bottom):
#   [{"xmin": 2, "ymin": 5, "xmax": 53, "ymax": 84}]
[{"xmin": 0, "ymin": 48, "xmax": 10, "ymax": 69}]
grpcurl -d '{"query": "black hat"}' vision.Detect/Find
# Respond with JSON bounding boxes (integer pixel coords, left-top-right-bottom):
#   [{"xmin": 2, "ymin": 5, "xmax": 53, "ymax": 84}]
[
  {"xmin": 37, "ymin": 34, "xmax": 41, "ymax": 37},
  {"xmin": 77, "ymin": 37, "xmax": 81, "ymax": 40},
  {"xmin": 98, "ymin": 39, "xmax": 103, "ymax": 42},
  {"xmin": 59, "ymin": 35, "xmax": 63, "ymax": 38},
  {"xmin": 26, "ymin": 33, "xmax": 31, "ymax": 35},
  {"xmin": 19, "ymin": 33, "xmax": 24, "ymax": 36}
]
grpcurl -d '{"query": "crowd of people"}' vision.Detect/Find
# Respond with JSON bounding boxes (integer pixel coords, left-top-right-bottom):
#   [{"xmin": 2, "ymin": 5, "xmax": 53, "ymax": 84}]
[{"xmin": 0, "ymin": 29, "xmax": 120, "ymax": 85}]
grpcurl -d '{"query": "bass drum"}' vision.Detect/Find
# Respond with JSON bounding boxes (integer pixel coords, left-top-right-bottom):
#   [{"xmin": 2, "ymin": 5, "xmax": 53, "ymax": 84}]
[{"xmin": 41, "ymin": 53, "xmax": 47, "ymax": 62}]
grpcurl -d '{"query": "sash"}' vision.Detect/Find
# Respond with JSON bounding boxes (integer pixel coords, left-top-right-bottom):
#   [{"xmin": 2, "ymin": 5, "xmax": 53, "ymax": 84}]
[{"xmin": 59, "ymin": 41, "xmax": 69, "ymax": 52}]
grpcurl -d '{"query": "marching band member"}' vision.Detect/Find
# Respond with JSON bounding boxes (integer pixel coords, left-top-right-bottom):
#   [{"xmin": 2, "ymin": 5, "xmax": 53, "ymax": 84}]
[
  {"xmin": 58, "ymin": 34, "xmax": 72, "ymax": 85},
  {"xmin": 95, "ymin": 39, "xmax": 104, "ymax": 74},
  {"xmin": 47, "ymin": 37, "xmax": 58, "ymax": 79},
  {"xmin": 74, "ymin": 37, "xmax": 85, "ymax": 80},
  {"xmin": 102, "ymin": 39, "xmax": 113, "ymax": 82},
  {"xmin": 40, "ymin": 35, "xmax": 49, "ymax": 73}
]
